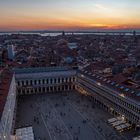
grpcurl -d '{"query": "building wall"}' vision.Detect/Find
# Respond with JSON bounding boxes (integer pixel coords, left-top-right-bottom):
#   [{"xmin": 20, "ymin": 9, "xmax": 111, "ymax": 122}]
[
  {"xmin": 0, "ymin": 68, "xmax": 77, "ymax": 140},
  {"xmin": 16, "ymin": 72, "xmax": 77, "ymax": 95},
  {"xmin": 7, "ymin": 45, "xmax": 15, "ymax": 60},
  {"xmin": 0, "ymin": 75, "xmax": 17, "ymax": 140},
  {"xmin": 76, "ymin": 73, "xmax": 140, "ymax": 128},
  {"xmin": 1, "ymin": 68, "xmax": 140, "ymax": 140}
]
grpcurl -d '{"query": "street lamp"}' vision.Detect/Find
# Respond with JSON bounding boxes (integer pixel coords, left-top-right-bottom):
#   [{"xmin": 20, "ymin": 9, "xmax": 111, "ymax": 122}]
[
  {"xmin": 97, "ymin": 82, "xmax": 101, "ymax": 86},
  {"xmin": 121, "ymin": 115, "xmax": 125, "ymax": 121}
]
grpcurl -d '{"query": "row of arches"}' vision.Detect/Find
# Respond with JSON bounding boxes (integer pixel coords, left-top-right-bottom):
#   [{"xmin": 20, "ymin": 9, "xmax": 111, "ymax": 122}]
[
  {"xmin": 76, "ymin": 84, "xmax": 139, "ymax": 129},
  {"xmin": 17, "ymin": 85, "xmax": 75, "ymax": 95},
  {"xmin": 17, "ymin": 77, "xmax": 76, "ymax": 87}
]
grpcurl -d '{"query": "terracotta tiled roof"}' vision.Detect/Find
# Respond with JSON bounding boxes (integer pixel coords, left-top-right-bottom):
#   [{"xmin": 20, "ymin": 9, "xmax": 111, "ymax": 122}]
[
  {"xmin": 80, "ymin": 70, "xmax": 140, "ymax": 102},
  {"xmin": 111, "ymin": 74, "xmax": 128, "ymax": 84},
  {"xmin": 0, "ymin": 69, "xmax": 13, "ymax": 118}
]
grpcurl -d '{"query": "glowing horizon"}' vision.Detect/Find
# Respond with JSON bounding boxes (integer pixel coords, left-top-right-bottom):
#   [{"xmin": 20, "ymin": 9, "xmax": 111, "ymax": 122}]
[{"xmin": 0, "ymin": 0, "xmax": 140, "ymax": 31}]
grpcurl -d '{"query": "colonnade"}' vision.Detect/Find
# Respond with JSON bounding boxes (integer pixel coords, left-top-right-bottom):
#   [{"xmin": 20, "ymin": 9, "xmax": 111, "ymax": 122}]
[
  {"xmin": 16, "ymin": 76, "xmax": 76, "ymax": 95},
  {"xmin": 76, "ymin": 82, "xmax": 140, "ymax": 129},
  {"xmin": 17, "ymin": 85, "xmax": 75, "ymax": 95}
]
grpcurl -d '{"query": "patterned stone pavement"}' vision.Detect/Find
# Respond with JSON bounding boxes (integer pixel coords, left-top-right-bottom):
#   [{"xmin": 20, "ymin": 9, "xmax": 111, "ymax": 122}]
[{"xmin": 15, "ymin": 92, "xmax": 135, "ymax": 140}]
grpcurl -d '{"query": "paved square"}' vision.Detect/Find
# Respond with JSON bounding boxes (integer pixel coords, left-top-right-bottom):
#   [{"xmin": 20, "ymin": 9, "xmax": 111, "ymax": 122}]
[{"xmin": 15, "ymin": 92, "xmax": 134, "ymax": 140}]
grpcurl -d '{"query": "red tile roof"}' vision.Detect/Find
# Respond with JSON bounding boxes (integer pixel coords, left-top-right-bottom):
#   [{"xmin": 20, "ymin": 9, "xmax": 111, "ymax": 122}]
[
  {"xmin": 0, "ymin": 68, "xmax": 13, "ymax": 119},
  {"xmin": 110, "ymin": 74, "xmax": 128, "ymax": 84},
  {"xmin": 80, "ymin": 70, "xmax": 140, "ymax": 102}
]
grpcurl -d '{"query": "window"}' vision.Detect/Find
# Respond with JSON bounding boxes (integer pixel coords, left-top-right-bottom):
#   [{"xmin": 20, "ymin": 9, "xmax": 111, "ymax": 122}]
[
  {"xmin": 62, "ymin": 85, "xmax": 64, "ymax": 90},
  {"xmin": 17, "ymin": 81, "xmax": 20, "ymax": 86},
  {"xmin": 31, "ymin": 89, "xmax": 33, "ymax": 93},
  {"xmin": 35, "ymin": 88, "xmax": 37, "ymax": 93},
  {"xmin": 50, "ymin": 79, "xmax": 52, "ymax": 84},
  {"xmin": 22, "ymin": 89, "xmax": 25, "ymax": 94},
  {"xmin": 62, "ymin": 78, "xmax": 64, "ymax": 82},
  {"xmin": 30, "ymin": 80, "xmax": 32, "ymax": 85},
  {"xmin": 65, "ymin": 78, "xmax": 68, "ymax": 82},
  {"xmin": 50, "ymin": 87, "xmax": 53, "ymax": 91},
  {"xmin": 58, "ymin": 78, "xmax": 60, "ymax": 83},
  {"xmin": 65, "ymin": 85, "xmax": 68, "ymax": 90},
  {"xmin": 54, "ymin": 79, "xmax": 56, "ymax": 83},
  {"xmin": 18, "ymin": 89, "xmax": 21, "ymax": 94},
  {"xmin": 26, "ymin": 80, "xmax": 28, "ymax": 86},
  {"xmin": 47, "ymin": 87, "xmax": 49, "ymax": 91},
  {"xmin": 46, "ymin": 79, "xmax": 48, "ymax": 84},
  {"xmin": 39, "ymin": 87, "xmax": 41, "ymax": 92}
]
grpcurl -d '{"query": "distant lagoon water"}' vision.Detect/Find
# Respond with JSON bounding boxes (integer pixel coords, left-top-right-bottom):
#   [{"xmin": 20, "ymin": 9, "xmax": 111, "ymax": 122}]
[{"xmin": 0, "ymin": 32, "xmax": 140, "ymax": 36}]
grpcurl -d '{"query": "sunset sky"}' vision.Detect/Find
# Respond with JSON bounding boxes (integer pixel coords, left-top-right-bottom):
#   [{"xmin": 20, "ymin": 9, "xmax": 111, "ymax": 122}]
[{"xmin": 0, "ymin": 0, "xmax": 140, "ymax": 31}]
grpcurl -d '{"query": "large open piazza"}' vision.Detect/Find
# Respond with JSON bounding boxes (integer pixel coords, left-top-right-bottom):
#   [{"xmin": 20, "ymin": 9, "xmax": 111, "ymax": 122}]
[{"xmin": 15, "ymin": 92, "xmax": 135, "ymax": 140}]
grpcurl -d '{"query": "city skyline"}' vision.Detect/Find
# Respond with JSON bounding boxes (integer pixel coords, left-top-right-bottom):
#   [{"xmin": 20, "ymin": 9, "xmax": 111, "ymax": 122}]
[{"xmin": 0, "ymin": 0, "xmax": 140, "ymax": 31}]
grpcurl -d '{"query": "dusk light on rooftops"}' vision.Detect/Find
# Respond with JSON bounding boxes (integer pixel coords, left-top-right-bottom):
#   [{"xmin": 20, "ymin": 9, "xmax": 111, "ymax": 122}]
[{"xmin": 0, "ymin": 1, "xmax": 140, "ymax": 140}]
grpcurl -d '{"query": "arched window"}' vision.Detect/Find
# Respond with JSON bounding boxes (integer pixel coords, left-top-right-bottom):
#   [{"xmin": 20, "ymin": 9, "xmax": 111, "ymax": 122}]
[
  {"xmin": 73, "ymin": 85, "xmax": 75, "ymax": 89},
  {"xmin": 42, "ymin": 79, "xmax": 45, "ymax": 84},
  {"xmin": 47, "ymin": 87, "xmax": 49, "ymax": 91},
  {"xmin": 22, "ymin": 89, "xmax": 25, "ymax": 94},
  {"xmin": 43, "ymin": 87, "xmax": 45, "ymax": 92},
  {"xmin": 62, "ymin": 85, "xmax": 64, "ymax": 90},
  {"xmin": 39, "ymin": 87, "xmax": 41, "ymax": 92},
  {"xmin": 65, "ymin": 78, "xmax": 68, "ymax": 82},
  {"xmin": 65, "ymin": 85, "xmax": 68, "ymax": 90},
  {"xmin": 18, "ymin": 89, "xmax": 21, "ymax": 94},
  {"xmin": 30, "ymin": 80, "xmax": 32, "ymax": 85},
  {"xmin": 50, "ymin": 79, "xmax": 52, "ymax": 84},
  {"xmin": 50, "ymin": 87, "xmax": 53, "ymax": 92},
  {"xmin": 17, "ymin": 81, "xmax": 20, "ymax": 86},
  {"xmin": 58, "ymin": 78, "xmax": 60, "ymax": 83},
  {"xmin": 31, "ymin": 89, "xmax": 33, "ymax": 93},
  {"xmin": 58, "ymin": 86, "xmax": 60, "ymax": 91},
  {"xmin": 26, "ymin": 80, "xmax": 28, "ymax": 86},
  {"xmin": 62, "ymin": 78, "xmax": 64, "ymax": 82}
]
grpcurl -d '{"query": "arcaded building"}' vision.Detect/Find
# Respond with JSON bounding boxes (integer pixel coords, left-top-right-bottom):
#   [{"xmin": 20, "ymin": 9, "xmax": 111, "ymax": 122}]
[
  {"xmin": 14, "ymin": 67, "xmax": 76, "ymax": 95},
  {"xmin": 0, "ymin": 67, "xmax": 140, "ymax": 140}
]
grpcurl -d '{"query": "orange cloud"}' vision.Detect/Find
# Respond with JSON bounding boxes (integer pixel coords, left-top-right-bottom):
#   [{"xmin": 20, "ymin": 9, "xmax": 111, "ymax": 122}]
[{"xmin": 0, "ymin": 16, "xmax": 140, "ymax": 31}]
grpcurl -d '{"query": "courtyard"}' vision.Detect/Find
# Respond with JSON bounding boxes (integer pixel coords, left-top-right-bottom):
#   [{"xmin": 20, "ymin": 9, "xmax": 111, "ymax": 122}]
[{"xmin": 15, "ymin": 91, "xmax": 135, "ymax": 140}]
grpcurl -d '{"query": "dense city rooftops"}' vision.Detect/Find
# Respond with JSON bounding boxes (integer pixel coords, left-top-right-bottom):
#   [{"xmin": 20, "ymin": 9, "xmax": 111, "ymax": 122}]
[
  {"xmin": 79, "ymin": 70, "xmax": 140, "ymax": 105},
  {"xmin": 0, "ymin": 33, "xmax": 140, "ymax": 109}
]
